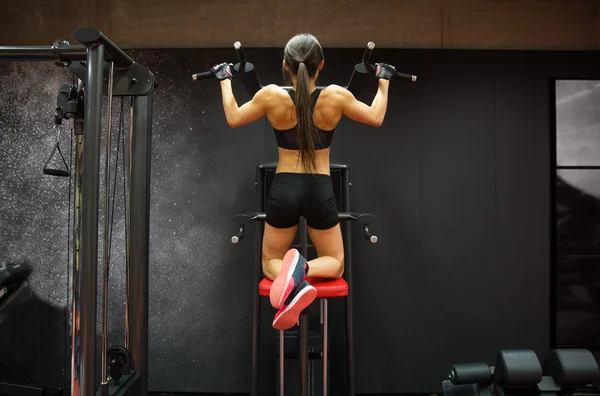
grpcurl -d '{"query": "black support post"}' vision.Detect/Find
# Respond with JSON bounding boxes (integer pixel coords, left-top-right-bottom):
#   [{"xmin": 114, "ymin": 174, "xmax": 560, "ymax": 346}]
[
  {"xmin": 299, "ymin": 218, "xmax": 309, "ymax": 396},
  {"xmin": 252, "ymin": 166, "xmax": 265, "ymax": 396},
  {"xmin": 341, "ymin": 168, "xmax": 355, "ymax": 396},
  {"xmin": 79, "ymin": 43, "xmax": 105, "ymax": 396},
  {"xmin": 70, "ymin": 128, "xmax": 83, "ymax": 395},
  {"xmin": 128, "ymin": 93, "xmax": 154, "ymax": 396}
]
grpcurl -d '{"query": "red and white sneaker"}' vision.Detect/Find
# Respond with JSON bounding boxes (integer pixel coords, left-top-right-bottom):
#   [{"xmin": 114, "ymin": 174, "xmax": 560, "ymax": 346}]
[
  {"xmin": 272, "ymin": 280, "xmax": 317, "ymax": 331},
  {"xmin": 270, "ymin": 248, "xmax": 307, "ymax": 309}
]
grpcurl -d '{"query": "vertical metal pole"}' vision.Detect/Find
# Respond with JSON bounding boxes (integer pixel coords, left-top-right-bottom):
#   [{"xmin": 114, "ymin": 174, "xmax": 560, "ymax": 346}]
[
  {"xmin": 128, "ymin": 92, "xmax": 154, "ymax": 396},
  {"xmin": 79, "ymin": 43, "xmax": 104, "ymax": 396},
  {"xmin": 341, "ymin": 168, "xmax": 355, "ymax": 396},
  {"xmin": 279, "ymin": 330, "xmax": 285, "ymax": 396},
  {"xmin": 323, "ymin": 299, "xmax": 328, "ymax": 396},
  {"xmin": 70, "ymin": 118, "xmax": 84, "ymax": 396},
  {"xmin": 251, "ymin": 165, "xmax": 264, "ymax": 396},
  {"xmin": 101, "ymin": 61, "xmax": 115, "ymax": 393},
  {"xmin": 299, "ymin": 218, "xmax": 309, "ymax": 396},
  {"xmin": 125, "ymin": 97, "xmax": 134, "ymax": 350}
]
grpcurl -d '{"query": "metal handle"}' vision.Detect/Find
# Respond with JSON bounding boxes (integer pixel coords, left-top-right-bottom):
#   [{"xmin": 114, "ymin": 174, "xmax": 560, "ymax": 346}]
[
  {"xmin": 361, "ymin": 41, "xmax": 375, "ymax": 64},
  {"xmin": 234, "ymin": 41, "xmax": 247, "ymax": 62},
  {"xmin": 364, "ymin": 226, "xmax": 378, "ymax": 243},
  {"xmin": 230, "ymin": 211, "xmax": 379, "ymax": 244},
  {"xmin": 231, "ymin": 225, "xmax": 245, "ymax": 244}
]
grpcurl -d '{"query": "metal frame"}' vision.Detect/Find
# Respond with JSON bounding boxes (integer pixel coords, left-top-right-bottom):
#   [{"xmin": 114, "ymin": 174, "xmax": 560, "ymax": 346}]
[
  {"xmin": 239, "ymin": 163, "xmax": 373, "ymax": 396},
  {"xmin": 0, "ymin": 28, "xmax": 155, "ymax": 396}
]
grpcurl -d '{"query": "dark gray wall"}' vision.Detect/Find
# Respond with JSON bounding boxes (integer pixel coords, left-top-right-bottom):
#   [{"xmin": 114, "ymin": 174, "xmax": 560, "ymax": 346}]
[{"xmin": 0, "ymin": 48, "xmax": 599, "ymax": 394}]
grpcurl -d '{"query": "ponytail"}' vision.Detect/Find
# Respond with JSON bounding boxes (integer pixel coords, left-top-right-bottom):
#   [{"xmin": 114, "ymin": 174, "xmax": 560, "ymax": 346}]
[{"xmin": 294, "ymin": 62, "xmax": 321, "ymax": 173}]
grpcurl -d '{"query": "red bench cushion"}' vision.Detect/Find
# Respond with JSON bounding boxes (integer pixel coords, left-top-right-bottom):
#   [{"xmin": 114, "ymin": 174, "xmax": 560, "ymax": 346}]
[{"xmin": 259, "ymin": 277, "xmax": 348, "ymax": 298}]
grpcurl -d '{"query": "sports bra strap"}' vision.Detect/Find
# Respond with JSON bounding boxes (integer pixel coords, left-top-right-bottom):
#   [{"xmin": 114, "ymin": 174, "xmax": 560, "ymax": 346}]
[{"xmin": 286, "ymin": 88, "xmax": 321, "ymax": 105}]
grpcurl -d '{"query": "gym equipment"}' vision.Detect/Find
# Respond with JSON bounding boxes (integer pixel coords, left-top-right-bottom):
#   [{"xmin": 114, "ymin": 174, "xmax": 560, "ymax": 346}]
[
  {"xmin": 444, "ymin": 350, "xmax": 571, "ymax": 396},
  {"xmin": 231, "ymin": 164, "xmax": 377, "ymax": 396},
  {"xmin": 232, "ymin": 212, "xmax": 376, "ymax": 245},
  {"xmin": 191, "ymin": 40, "xmax": 417, "ymax": 97},
  {"xmin": 492, "ymin": 350, "xmax": 545, "ymax": 396},
  {"xmin": 107, "ymin": 346, "xmax": 132, "ymax": 386},
  {"xmin": 0, "ymin": 28, "xmax": 156, "ymax": 396},
  {"xmin": 0, "ymin": 262, "xmax": 63, "ymax": 395},
  {"xmin": 43, "ymin": 126, "xmax": 70, "ymax": 177},
  {"xmin": 42, "ymin": 82, "xmax": 85, "ymax": 177},
  {"xmin": 543, "ymin": 349, "xmax": 600, "ymax": 394},
  {"xmin": 444, "ymin": 363, "xmax": 495, "ymax": 396}
]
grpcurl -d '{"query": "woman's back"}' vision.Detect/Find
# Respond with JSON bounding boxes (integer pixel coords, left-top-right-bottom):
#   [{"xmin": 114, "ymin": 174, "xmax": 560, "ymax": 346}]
[
  {"xmin": 266, "ymin": 85, "xmax": 342, "ymax": 132},
  {"xmin": 264, "ymin": 84, "xmax": 345, "ymax": 175}
]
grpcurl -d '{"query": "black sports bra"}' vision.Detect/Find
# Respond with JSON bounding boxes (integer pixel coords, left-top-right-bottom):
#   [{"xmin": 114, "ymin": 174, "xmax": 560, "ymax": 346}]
[{"xmin": 273, "ymin": 88, "xmax": 335, "ymax": 150}]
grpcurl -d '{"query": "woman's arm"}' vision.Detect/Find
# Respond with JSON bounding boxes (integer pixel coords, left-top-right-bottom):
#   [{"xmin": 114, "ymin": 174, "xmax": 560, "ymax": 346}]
[
  {"xmin": 331, "ymin": 62, "xmax": 395, "ymax": 127},
  {"xmin": 219, "ymin": 80, "xmax": 275, "ymax": 128},
  {"xmin": 335, "ymin": 79, "xmax": 389, "ymax": 127}
]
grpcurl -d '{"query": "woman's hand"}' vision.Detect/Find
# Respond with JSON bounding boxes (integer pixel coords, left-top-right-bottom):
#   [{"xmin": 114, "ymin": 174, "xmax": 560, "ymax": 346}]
[
  {"xmin": 211, "ymin": 62, "xmax": 234, "ymax": 81},
  {"xmin": 374, "ymin": 63, "xmax": 396, "ymax": 80}
]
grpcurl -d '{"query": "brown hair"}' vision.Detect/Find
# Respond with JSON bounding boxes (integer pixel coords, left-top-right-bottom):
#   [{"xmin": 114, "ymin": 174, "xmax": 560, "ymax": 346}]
[{"xmin": 283, "ymin": 33, "xmax": 324, "ymax": 173}]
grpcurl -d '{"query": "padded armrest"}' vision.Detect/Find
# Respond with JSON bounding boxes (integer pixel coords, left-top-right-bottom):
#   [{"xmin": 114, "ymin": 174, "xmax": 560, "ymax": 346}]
[
  {"xmin": 544, "ymin": 349, "xmax": 600, "ymax": 386},
  {"xmin": 493, "ymin": 350, "xmax": 542, "ymax": 387}
]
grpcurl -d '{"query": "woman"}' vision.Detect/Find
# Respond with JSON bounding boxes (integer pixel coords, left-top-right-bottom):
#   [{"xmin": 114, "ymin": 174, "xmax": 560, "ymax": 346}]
[{"xmin": 214, "ymin": 33, "xmax": 395, "ymax": 330}]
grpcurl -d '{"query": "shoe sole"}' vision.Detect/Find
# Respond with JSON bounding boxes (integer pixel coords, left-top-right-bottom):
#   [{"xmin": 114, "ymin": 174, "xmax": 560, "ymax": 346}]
[
  {"xmin": 272, "ymin": 285, "xmax": 317, "ymax": 331},
  {"xmin": 270, "ymin": 249, "xmax": 300, "ymax": 309}
]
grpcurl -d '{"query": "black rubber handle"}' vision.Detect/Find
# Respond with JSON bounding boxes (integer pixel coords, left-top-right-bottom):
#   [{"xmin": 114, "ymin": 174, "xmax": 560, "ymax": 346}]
[
  {"xmin": 394, "ymin": 71, "xmax": 417, "ymax": 82},
  {"xmin": 192, "ymin": 70, "xmax": 214, "ymax": 81},
  {"xmin": 43, "ymin": 168, "xmax": 70, "ymax": 177},
  {"xmin": 367, "ymin": 64, "xmax": 417, "ymax": 82}
]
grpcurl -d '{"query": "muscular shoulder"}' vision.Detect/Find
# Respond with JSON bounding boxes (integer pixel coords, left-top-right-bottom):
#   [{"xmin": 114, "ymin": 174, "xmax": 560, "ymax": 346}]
[
  {"xmin": 319, "ymin": 84, "xmax": 349, "ymax": 107},
  {"xmin": 322, "ymin": 84, "xmax": 351, "ymax": 98},
  {"xmin": 257, "ymin": 84, "xmax": 287, "ymax": 98},
  {"xmin": 322, "ymin": 84, "xmax": 346, "ymax": 93},
  {"xmin": 255, "ymin": 84, "xmax": 289, "ymax": 105}
]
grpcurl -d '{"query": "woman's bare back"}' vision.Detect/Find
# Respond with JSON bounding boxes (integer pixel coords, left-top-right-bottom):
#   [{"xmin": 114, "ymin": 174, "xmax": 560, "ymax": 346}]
[
  {"xmin": 265, "ymin": 85, "xmax": 342, "ymax": 131},
  {"xmin": 263, "ymin": 84, "xmax": 344, "ymax": 175}
]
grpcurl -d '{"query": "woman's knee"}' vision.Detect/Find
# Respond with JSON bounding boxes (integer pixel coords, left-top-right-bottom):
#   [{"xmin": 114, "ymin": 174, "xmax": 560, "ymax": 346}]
[
  {"xmin": 332, "ymin": 251, "xmax": 345, "ymax": 278},
  {"xmin": 261, "ymin": 253, "xmax": 279, "ymax": 280},
  {"xmin": 336, "ymin": 261, "xmax": 345, "ymax": 278}
]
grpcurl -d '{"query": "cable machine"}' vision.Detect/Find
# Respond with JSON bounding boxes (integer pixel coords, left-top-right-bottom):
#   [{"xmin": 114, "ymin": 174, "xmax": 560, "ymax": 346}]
[{"xmin": 0, "ymin": 28, "xmax": 156, "ymax": 396}]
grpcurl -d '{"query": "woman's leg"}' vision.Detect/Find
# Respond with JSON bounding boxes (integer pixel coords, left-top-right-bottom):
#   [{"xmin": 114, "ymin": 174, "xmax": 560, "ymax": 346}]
[
  {"xmin": 262, "ymin": 223, "xmax": 298, "ymax": 281},
  {"xmin": 263, "ymin": 222, "xmax": 318, "ymax": 330},
  {"xmin": 306, "ymin": 223, "xmax": 345, "ymax": 279},
  {"xmin": 269, "ymin": 223, "xmax": 344, "ymax": 330}
]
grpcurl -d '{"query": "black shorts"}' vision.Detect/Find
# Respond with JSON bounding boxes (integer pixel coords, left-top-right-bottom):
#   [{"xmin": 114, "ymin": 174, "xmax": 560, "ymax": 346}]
[{"xmin": 266, "ymin": 172, "xmax": 339, "ymax": 230}]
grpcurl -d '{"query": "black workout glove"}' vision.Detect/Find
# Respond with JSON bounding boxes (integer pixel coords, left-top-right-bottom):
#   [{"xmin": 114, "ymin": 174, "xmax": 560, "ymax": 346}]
[
  {"xmin": 211, "ymin": 62, "xmax": 234, "ymax": 81},
  {"xmin": 374, "ymin": 63, "xmax": 396, "ymax": 80}
]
